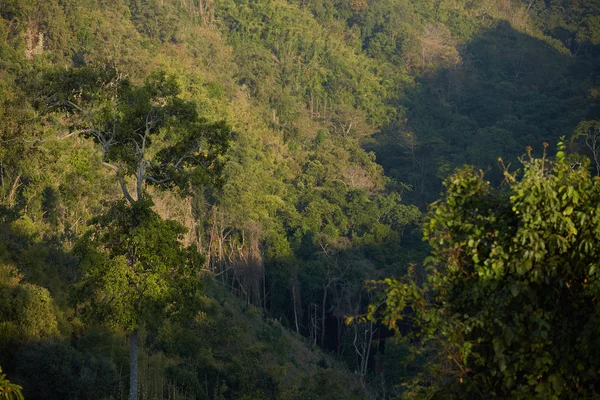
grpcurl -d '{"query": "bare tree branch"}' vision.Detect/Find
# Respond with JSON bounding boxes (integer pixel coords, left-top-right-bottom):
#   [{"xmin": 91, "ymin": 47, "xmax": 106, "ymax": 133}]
[
  {"xmin": 119, "ymin": 175, "xmax": 136, "ymax": 205},
  {"xmin": 143, "ymin": 175, "xmax": 170, "ymax": 185},
  {"xmin": 174, "ymin": 141, "xmax": 203, "ymax": 169}
]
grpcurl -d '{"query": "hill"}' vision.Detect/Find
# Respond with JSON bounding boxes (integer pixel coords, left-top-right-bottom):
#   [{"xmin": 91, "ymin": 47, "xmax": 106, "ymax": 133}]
[{"xmin": 0, "ymin": 0, "xmax": 599, "ymax": 398}]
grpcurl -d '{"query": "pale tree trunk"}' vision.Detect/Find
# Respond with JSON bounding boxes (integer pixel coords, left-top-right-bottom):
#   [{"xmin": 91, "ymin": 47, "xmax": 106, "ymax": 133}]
[
  {"xmin": 354, "ymin": 322, "xmax": 375, "ymax": 391},
  {"xmin": 7, "ymin": 175, "xmax": 21, "ymax": 207},
  {"xmin": 129, "ymin": 329, "xmax": 139, "ymax": 400},
  {"xmin": 584, "ymin": 130, "xmax": 600, "ymax": 177}
]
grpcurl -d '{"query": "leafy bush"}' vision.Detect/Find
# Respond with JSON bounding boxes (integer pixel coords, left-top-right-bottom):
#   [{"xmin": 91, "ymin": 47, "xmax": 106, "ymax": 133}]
[{"xmin": 13, "ymin": 341, "xmax": 118, "ymax": 400}]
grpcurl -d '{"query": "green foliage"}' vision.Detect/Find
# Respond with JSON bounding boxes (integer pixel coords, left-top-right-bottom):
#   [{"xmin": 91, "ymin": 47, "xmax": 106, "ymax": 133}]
[
  {"xmin": 72, "ymin": 200, "xmax": 201, "ymax": 333},
  {"xmin": 47, "ymin": 66, "xmax": 231, "ymax": 195},
  {"xmin": 3, "ymin": 0, "xmax": 599, "ymax": 397},
  {"xmin": 145, "ymin": 281, "xmax": 364, "ymax": 400},
  {"xmin": 359, "ymin": 0, "xmax": 599, "ymax": 204},
  {"xmin": 280, "ymin": 367, "xmax": 364, "ymax": 400},
  {"xmin": 215, "ymin": 0, "xmax": 396, "ymax": 127},
  {"xmin": 12, "ymin": 341, "xmax": 118, "ymax": 400},
  {"xmin": 373, "ymin": 143, "xmax": 600, "ymax": 397},
  {"xmin": 0, "ymin": 366, "xmax": 23, "ymax": 400},
  {"xmin": 0, "ymin": 264, "xmax": 58, "ymax": 346}
]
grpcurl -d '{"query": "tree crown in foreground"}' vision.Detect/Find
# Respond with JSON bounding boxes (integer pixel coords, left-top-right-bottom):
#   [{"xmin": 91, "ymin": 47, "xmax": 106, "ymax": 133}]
[{"xmin": 371, "ymin": 142, "xmax": 600, "ymax": 398}]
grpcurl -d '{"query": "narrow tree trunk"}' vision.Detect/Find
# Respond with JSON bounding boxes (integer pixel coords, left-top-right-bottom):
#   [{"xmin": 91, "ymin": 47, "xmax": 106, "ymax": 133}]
[
  {"xmin": 7, "ymin": 174, "xmax": 21, "ymax": 207},
  {"xmin": 129, "ymin": 329, "xmax": 139, "ymax": 400},
  {"xmin": 199, "ymin": 0, "xmax": 205, "ymax": 22},
  {"xmin": 320, "ymin": 285, "xmax": 328, "ymax": 347},
  {"xmin": 310, "ymin": 303, "xmax": 318, "ymax": 345},
  {"xmin": 262, "ymin": 265, "xmax": 267, "ymax": 311},
  {"xmin": 292, "ymin": 281, "xmax": 300, "ymax": 334},
  {"xmin": 362, "ymin": 322, "xmax": 374, "ymax": 385}
]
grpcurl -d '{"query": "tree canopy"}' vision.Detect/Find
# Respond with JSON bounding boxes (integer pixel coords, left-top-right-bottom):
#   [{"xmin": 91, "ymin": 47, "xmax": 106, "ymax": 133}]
[
  {"xmin": 0, "ymin": 0, "xmax": 599, "ymax": 398},
  {"xmin": 72, "ymin": 200, "xmax": 202, "ymax": 333},
  {"xmin": 372, "ymin": 142, "xmax": 600, "ymax": 397}
]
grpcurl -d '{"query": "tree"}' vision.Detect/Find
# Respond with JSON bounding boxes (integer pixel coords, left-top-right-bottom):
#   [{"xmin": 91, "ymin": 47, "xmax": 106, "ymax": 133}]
[
  {"xmin": 55, "ymin": 66, "xmax": 230, "ymax": 400},
  {"xmin": 73, "ymin": 201, "xmax": 201, "ymax": 400},
  {"xmin": 370, "ymin": 142, "xmax": 600, "ymax": 397},
  {"xmin": 419, "ymin": 23, "xmax": 460, "ymax": 70},
  {"xmin": 572, "ymin": 120, "xmax": 600, "ymax": 176},
  {"xmin": 327, "ymin": 104, "xmax": 373, "ymax": 139},
  {"xmin": 0, "ymin": 264, "xmax": 58, "ymax": 346},
  {"xmin": 48, "ymin": 67, "xmax": 230, "ymax": 205}
]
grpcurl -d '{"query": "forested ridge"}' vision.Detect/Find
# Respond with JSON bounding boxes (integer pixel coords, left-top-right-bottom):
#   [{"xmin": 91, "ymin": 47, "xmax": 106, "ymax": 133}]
[{"xmin": 0, "ymin": 0, "xmax": 599, "ymax": 398}]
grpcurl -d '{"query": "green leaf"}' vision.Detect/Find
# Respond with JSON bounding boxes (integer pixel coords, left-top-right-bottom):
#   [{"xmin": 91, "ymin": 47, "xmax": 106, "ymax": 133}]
[
  {"xmin": 510, "ymin": 283, "xmax": 519, "ymax": 297},
  {"xmin": 563, "ymin": 206, "xmax": 573, "ymax": 216}
]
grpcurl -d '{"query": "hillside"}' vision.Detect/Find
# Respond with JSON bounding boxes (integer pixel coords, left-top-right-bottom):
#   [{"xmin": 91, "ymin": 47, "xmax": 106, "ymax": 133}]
[{"xmin": 0, "ymin": 0, "xmax": 599, "ymax": 399}]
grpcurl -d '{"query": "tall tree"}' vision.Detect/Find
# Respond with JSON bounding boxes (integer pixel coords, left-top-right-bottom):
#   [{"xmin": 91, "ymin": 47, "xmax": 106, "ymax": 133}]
[
  {"xmin": 57, "ymin": 66, "xmax": 230, "ymax": 400},
  {"xmin": 73, "ymin": 201, "xmax": 201, "ymax": 400}
]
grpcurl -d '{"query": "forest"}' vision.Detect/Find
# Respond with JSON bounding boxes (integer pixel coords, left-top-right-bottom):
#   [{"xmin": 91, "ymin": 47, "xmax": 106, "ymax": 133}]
[{"xmin": 0, "ymin": 0, "xmax": 599, "ymax": 398}]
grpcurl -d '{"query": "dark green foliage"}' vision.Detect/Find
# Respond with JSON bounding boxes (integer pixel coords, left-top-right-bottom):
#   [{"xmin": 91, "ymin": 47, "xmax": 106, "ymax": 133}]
[
  {"xmin": 0, "ymin": 264, "xmax": 58, "ymax": 346},
  {"xmin": 72, "ymin": 200, "xmax": 202, "ymax": 332},
  {"xmin": 369, "ymin": 20, "xmax": 594, "ymax": 202},
  {"xmin": 2, "ymin": 0, "xmax": 600, "ymax": 397},
  {"xmin": 0, "ymin": 0, "xmax": 413, "ymax": 397},
  {"xmin": 372, "ymin": 143, "xmax": 600, "ymax": 397},
  {"xmin": 285, "ymin": 368, "xmax": 363, "ymax": 400},
  {"xmin": 145, "ymin": 282, "xmax": 364, "ymax": 399},
  {"xmin": 13, "ymin": 341, "xmax": 118, "ymax": 400}
]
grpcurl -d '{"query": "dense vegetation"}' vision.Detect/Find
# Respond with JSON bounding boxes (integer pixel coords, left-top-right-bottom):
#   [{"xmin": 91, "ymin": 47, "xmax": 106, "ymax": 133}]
[
  {"xmin": 0, "ymin": 0, "xmax": 599, "ymax": 398},
  {"xmin": 371, "ymin": 142, "xmax": 600, "ymax": 397}
]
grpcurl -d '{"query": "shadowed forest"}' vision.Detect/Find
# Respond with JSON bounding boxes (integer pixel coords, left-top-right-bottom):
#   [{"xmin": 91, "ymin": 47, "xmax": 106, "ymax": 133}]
[{"xmin": 1, "ymin": 0, "xmax": 600, "ymax": 398}]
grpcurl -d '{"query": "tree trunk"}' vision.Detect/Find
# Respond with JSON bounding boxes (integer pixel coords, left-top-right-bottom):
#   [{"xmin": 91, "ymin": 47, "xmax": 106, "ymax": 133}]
[
  {"xmin": 320, "ymin": 285, "xmax": 328, "ymax": 347},
  {"xmin": 129, "ymin": 329, "xmax": 139, "ymax": 400},
  {"xmin": 292, "ymin": 280, "xmax": 300, "ymax": 334},
  {"xmin": 262, "ymin": 264, "xmax": 267, "ymax": 311},
  {"xmin": 7, "ymin": 174, "xmax": 21, "ymax": 207}
]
